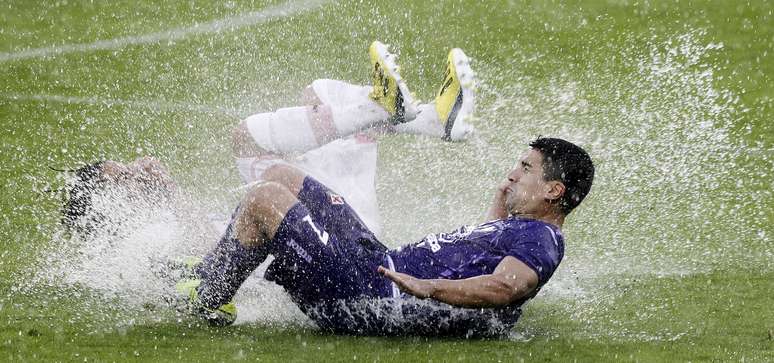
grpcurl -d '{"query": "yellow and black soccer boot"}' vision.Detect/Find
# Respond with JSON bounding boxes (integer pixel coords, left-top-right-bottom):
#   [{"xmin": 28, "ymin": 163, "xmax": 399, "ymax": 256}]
[
  {"xmin": 435, "ymin": 48, "xmax": 476, "ymax": 141},
  {"xmin": 368, "ymin": 41, "xmax": 418, "ymax": 124},
  {"xmin": 175, "ymin": 278, "xmax": 237, "ymax": 327}
]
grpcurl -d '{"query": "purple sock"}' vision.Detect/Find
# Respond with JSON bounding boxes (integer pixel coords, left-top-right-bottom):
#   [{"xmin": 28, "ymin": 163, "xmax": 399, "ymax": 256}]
[{"xmin": 196, "ymin": 220, "xmax": 268, "ymax": 309}]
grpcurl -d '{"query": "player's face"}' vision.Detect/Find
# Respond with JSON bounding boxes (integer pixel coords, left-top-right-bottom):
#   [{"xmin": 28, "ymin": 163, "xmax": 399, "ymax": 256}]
[{"xmin": 503, "ymin": 149, "xmax": 552, "ymax": 216}]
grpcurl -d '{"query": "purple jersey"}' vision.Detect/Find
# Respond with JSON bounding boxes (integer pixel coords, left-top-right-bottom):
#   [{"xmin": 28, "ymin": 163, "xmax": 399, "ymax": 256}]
[
  {"xmin": 376, "ymin": 217, "xmax": 565, "ymax": 336},
  {"xmin": 264, "ymin": 177, "xmax": 566, "ymax": 336},
  {"xmin": 388, "ymin": 217, "xmax": 564, "ymax": 298}
]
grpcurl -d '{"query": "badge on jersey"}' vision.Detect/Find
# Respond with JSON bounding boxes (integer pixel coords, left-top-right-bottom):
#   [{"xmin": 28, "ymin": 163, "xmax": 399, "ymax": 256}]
[{"xmin": 329, "ymin": 193, "xmax": 345, "ymax": 205}]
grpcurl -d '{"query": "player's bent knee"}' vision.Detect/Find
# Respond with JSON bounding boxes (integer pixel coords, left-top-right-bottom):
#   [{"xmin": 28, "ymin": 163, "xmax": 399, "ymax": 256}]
[
  {"xmin": 243, "ymin": 181, "xmax": 298, "ymax": 214},
  {"xmin": 235, "ymin": 181, "xmax": 298, "ymax": 245},
  {"xmin": 262, "ymin": 164, "xmax": 307, "ymax": 195},
  {"xmin": 232, "ymin": 120, "xmax": 266, "ymax": 157}
]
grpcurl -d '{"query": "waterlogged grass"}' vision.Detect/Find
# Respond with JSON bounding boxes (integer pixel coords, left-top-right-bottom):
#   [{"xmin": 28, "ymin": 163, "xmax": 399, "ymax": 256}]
[
  {"xmin": 3, "ymin": 271, "xmax": 772, "ymax": 361},
  {"xmin": 1, "ymin": 0, "xmax": 773, "ymax": 361}
]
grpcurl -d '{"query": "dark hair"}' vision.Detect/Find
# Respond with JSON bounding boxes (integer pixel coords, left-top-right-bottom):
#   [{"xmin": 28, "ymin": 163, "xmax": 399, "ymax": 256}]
[
  {"xmin": 60, "ymin": 162, "xmax": 106, "ymax": 233},
  {"xmin": 529, "ymin": 137, "xmax": 595, "ymax": 214}
]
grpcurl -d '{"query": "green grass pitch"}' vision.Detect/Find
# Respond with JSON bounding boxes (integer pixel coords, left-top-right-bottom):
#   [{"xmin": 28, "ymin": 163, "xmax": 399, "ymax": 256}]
[{"xmin": 1, "ymin": 0, "xmax": 773, "ymax": 361}]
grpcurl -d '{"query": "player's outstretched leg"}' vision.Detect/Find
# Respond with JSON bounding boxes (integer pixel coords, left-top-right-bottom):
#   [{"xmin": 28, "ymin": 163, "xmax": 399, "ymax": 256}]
[{"xmin": 232, "ymin": 42, "xmax": 419, "ymax": 184}]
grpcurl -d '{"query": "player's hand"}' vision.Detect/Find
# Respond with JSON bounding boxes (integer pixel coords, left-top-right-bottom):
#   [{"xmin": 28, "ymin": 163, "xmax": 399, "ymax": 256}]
[
  {"xmin": 378, "ymin": 266, "xmax": 435, "ymax": 299},
  {"xmin": 486, "ymin": 178, "xmax": 511, "ymax": 220},
  {"xmin": 495, "ymin": 179, "xmax": 512, "ymax": 199}
]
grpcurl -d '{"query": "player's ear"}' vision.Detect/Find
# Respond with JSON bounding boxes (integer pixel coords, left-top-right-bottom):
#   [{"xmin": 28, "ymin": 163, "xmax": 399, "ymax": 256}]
[{"xmin": 544, "ymin": 181, "xmax": 565, "ymax": 202}]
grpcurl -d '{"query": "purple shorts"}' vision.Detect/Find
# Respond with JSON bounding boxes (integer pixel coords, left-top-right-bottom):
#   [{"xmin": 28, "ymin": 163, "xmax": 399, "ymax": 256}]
[{"xmin": 264, "ymin": 176, "xmax": 393, "ymax": 310}]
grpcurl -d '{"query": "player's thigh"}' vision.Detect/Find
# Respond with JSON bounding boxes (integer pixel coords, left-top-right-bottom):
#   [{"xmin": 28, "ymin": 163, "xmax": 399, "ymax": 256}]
[
  {"xmin": 261, "ymin": 175, "xmax": 388, "ymax": 303},
  {"xmin": 265, "ymin": 212, "xmax": 384, "ymax": 302},
  {"xmin": 261, "ymin": 163, "xmax": 307, "ymax": 196},
  {"xmin": 293, "ymin": 175, "xmax": 383, "ymax": 250}
]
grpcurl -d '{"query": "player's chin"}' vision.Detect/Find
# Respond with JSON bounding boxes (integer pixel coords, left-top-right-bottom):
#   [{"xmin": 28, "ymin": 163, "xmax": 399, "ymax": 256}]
[{"xmin": 504, "ymin": 199, "xmax": 516, "ymax": 213}]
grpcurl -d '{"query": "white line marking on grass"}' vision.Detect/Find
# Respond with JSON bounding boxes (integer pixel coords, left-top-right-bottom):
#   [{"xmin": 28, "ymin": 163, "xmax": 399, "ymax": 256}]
[
  {"xmin": 0, "ymin": 0, "xmax": 329, "ymax": 63},
  {"xmin": 1, "ymin": 93, "xmax": 239, "ymax": 116}
]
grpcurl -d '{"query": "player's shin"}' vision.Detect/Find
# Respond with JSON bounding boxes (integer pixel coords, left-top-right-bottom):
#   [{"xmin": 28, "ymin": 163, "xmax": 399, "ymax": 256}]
[{"xmin": 195, "ymin": 225, "xmax": 269, "ymax": 310}]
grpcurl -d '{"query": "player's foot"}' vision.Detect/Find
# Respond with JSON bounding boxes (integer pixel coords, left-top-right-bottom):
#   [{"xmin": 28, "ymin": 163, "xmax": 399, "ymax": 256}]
[
  {"xmin": 368, "ymin": 41, "xmax": 418, "ymax": 124},
  {"xmin": 175, "ymin": 278, "xmax": 237, "ymax": 327},
  {"xmin": 151, "ymin": 255, "xmax": 202, "ymax": 283},
  {"xmin": 435, "ymin": 48, "xmax": 476, "ymax": 141}
]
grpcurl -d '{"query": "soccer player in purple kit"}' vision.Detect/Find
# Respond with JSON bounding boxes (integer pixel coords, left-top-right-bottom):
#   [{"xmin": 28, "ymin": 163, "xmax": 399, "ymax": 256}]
[{"xmin": 173, "ymin": 42, "xmax": 595, "ymax": 337}]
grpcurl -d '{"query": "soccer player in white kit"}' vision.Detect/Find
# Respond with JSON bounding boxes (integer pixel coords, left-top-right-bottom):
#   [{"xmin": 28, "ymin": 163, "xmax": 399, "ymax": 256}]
[{"xmin": 59, "ymin": 41, "xmax": 476, "ymax": 238}]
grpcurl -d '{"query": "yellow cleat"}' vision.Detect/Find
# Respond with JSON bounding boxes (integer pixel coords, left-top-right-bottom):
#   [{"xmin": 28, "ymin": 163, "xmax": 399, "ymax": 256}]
[
  {"xmin": 435, "ymin": 48, "xmax": 476, "ymax": 141},
  {"xmin": 175, "ymin": 278, "xmax": 237, "ymax": 327},
  {"xmin": 368, "ymin": 41, "xmax": 418, "ymax": 124}
]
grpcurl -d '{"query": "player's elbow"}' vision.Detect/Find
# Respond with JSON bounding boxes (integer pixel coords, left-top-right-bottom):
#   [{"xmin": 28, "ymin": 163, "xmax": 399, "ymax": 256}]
[
  {"xmin": 490, "ymin": 277, "xmax": 535, "ymax": 306},
  {"xmin": 482, "ymin": 280, "xmax": 516, "ymax": 306}
]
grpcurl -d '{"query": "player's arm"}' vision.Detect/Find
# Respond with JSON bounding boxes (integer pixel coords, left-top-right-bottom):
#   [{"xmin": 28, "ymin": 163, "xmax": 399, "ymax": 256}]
[{"xmin": 378, "ymin": 256, "xmax": 538, "ymax": 308}]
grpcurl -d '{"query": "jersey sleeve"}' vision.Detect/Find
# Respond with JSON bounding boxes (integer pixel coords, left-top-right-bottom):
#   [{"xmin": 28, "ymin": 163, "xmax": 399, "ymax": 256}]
[{"xmin": 501, "ymin": 225, "xmax": 563, "ymax": 285}]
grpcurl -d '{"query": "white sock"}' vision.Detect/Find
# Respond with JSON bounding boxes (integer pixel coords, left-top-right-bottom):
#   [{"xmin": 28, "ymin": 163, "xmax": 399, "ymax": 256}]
[
  {"xmin": 304, "ymin": 79, "xmax": 394, "ymax": 134},
  {"xmin": 331, "ymin": 101, "xmax": 390, "ymax": 136},
  {"xmin": 243, "ymin": 104, "xmax": 391, "ymax": 154},
  {"xmin": 394, "ymin": 103, "xmax": 444, "ymax": 137}
]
